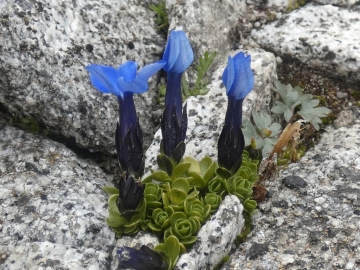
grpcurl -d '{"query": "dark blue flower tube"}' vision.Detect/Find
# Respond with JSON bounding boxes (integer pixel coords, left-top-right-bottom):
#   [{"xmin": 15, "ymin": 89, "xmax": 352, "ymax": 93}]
[
  {"xmin": 218, "ymin": 52, "xmax": 254, "ymax": 173},
  {"xmin": 86, "ymin": 60, "xmax": 165, "ymax": 176},
  {"xmin": 161, "ymin": 30, "xmax": 194, "ymax": 163},
  {"xmin": 117, "ymin": 245, "xmax": 167, "ymax": 270}
]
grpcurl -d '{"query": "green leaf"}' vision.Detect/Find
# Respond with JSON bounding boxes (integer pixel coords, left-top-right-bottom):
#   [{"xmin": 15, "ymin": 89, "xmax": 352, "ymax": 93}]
[
  {"xmin": 103, "ymin": 186, "xmax": 119, "ymax": 195},
  {"xmin": 106, "ymin": 215, "xmax": 126, "ymax": 227},
  {"xmin": 172, "ymin": 178, "xmax": 190, "ymax": 193},
  {"xmin": 165, "ymin": 236, "xmax": 181, "ymax": 267},
  {"xmin": 170, "ymin": 189, "xmax": 188, "ymax": 205},
  {"xmin": 298, "ymin": 96, "xmax": 331, "ymax": 130},
  {"xmin": 184, "ymin": 156, "xmax": 201, "ymax": 173},
  {"xmin": 216, "ymin": 167, "xmax": 232, "ymax": 180},
  {"xmin": 180, "ymin": 236, "xmax": 197, "ymax": 245},
  {"xmin": 172, "ymin": 142, "xmax": 186, "ymax": 164},
  {"xmin": 157, "ymin": 154, "xmax": 173, "ymax": 176},
  {"xmin": 108, "ymin": 194, "xmax": 120, "ymax": 216},
  {"xmin": 152, "ymin": 171, "xmax": 171, "ymax": 182},
  {"xmin": 187, "ymin": 172, "xmax": 206, "ymax": 188},
  {"xmin": 186, "ymin": 190, "xmax": 200, "ymax": 200},
  {"xmin": 172, "ymin": 162, "xmax": 191, "ymax": 180},
  {"xmin": 170, "ymin": 212, "xmax": 187, "ymax": 226}
]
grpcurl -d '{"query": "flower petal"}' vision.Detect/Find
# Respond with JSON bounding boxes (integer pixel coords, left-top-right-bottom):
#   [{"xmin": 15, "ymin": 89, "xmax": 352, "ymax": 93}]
[
  {"xmin": 162, "ymin": 31, "xmax": 180, "ymax": 72},
  {"xmin": 86, "ymin": 64, "xmax": 119, "ymax": 94},
  {"xmin": 222, "ymin": 56, "xmax": 235, "ymax": 96},
  {"xmin": 171, "ymin": 31, "xmax": 194, "ymax": 73},
  {"xmin": 137, "ymin": 60, "xmax": 166, "ymax": 83},
  {"xmin": 222, "ymin": 52, "xmax": 254, "ymax": 100},
  {"xmin": 232, "ymin": 53, "xmax": 254, "ymax": 100},
  {"xmin": 162, "ymin": 30, "xmax": 193, "ymax": 73},
  {"xmin": 117, "ymin": 61, "xmax": 165, "ymax": 95},
  {"xmin": 118, "ymin": 61, "xmax": 138, "ymax": 82}
]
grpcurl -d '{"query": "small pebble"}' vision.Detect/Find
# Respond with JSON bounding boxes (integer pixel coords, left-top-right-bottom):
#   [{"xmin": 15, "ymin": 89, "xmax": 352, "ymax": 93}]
[
  {"xmin": 336, "ymin": 91, "xmax": 348, "ymax": 99},
  {"xmin": 253, "ymin": 21, "xmax": 261, "ymax": 28}
]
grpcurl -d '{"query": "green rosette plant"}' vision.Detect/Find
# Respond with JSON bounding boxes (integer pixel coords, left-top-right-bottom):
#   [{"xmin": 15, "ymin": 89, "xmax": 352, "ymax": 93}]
[
  {"xmin": 183, "ymin": 156, "xmax": 217, "ymax": 188},
  {"xmin": 202, "ymin": 193, "xmax": 222, "ymax": 213},
  {"xmin": 164, "ymin": 212, "xmax": 200, "ymax": 247},
  {"xmin": 184, "ymin": 198, "xmax": 211, "ymax": 223},
  {"xmin": 144, "ymin": 183, "xmax": 163, "ymax": 210},
  {"xmin": 234, "ymin": 150, "xmax": 260, "ymax": 184},
  {"xmin": 148, "ymin": 207, "xmax": 173, "ymax": 234},
  {"xmin": 105, "ymin": 192, "xmax": 147, "ymax": 237}
]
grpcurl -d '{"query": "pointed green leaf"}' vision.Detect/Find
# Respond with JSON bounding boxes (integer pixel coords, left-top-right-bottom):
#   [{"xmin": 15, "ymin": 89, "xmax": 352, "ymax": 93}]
[
  {"xmin": 103, "ymin": 186, "xmax": 119, "ymax": 195},
  {"xmin": 216, "ymin": 167, "xmax": 232, "ymax": 180},
  {"xmin": 108, "ymin": 194, "xmax": 120, "ymax": 216},
  {"xmin": 157, "ymin": 154, "xmax": 174, "ymax": 175}
]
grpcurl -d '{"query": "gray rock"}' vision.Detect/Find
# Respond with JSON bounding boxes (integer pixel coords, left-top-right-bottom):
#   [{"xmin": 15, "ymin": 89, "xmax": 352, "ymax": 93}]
[
  {"xmin": 0, "ymin": 0, "xmax": 165, "ymax": 154},
  {"xmin": 0, "ymin": 121, "xmax": 115, "ymax": 269},
  {"xmin": 314, "ymin": 0, "xmax": 359, "ymax": 7},
  {"xmin": 251, "ymin": 4, "xmax": 360, "ymax": 83},
  {"xmin": 221, "ymin": 120, "xmax": 360, "ymax": 269},
  {"xmin": 175, "ymin": 195, "xmax": 244, "ymax": 270},
  {"xmin": 333, "ymin": 110, "xmax": 356, "ymax": 129},
  {"xmin": 145, "ymin": 48, "xmax": 276, "ymax": 171},
  {"xmin": 166, "ymin": 0, "xmax": 248, "ymax": 80}
]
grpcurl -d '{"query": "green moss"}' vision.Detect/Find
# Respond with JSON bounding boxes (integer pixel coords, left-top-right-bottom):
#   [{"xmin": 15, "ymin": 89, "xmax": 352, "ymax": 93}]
[
  {"xmin": 285, "ymin": 0, "xmax": 307, "ymax": 13},
  {"xmin": 212, "ymin": 255, "xmax": 230, "ymax": 270}
]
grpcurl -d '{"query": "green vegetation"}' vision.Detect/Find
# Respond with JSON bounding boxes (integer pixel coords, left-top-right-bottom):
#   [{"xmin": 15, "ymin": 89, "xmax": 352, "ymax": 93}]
[
  {"xmin": 104, "ymin": 150, "xmax": 259, "ymax": 268},
  {"xmin": 242, "ymin": 79, "xmax": 331, "ymax": 161},
  {"xmin": 149, "ymin": 1, "xmax": 169, "ymax": 33},
  {"xmin": 159, "ymin": 51, "xmax": 217, "ymax": 102}
]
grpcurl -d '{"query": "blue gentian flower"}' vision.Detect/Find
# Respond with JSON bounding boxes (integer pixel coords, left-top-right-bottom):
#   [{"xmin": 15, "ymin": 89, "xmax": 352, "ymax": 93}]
[
  {"xmin": 218, "ymin": 52, "xmax": 254, "ymax": 173},
  {"xmin": 86, "ymin": 61, "xmax": 165, "ymax": 176},
  {"xmin": 117, "ymin": 245, "xmax": 167, "ymax": 270},
  {"xmin": 161, "ymin": 30, "xmax": 194, "ymax": 163}
]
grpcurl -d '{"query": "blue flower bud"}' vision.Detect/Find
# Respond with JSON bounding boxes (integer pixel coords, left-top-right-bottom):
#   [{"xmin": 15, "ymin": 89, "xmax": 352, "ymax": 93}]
[
  {"xmin": 161, "ymin": 30, "xmax": 193, "ymax": 162},
  {"xmin": 117, "ymin": 172, "xmax": 144, "ymax": 213},
  {"xmin": 218, "ymin": 52, "xmax": 254, "ymax": 173}
]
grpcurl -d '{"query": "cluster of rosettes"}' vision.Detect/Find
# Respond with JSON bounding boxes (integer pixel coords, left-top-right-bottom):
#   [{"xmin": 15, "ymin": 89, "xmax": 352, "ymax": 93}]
[{"xmin": 87, "ymin": 30, "xmax": 255, "ymax": 270}]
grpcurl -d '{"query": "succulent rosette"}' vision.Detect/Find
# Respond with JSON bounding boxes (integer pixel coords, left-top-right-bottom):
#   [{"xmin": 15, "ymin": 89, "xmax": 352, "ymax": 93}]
[{"xmin": 164, "ymin": 212, "xmax": 200, "ymax": 246}]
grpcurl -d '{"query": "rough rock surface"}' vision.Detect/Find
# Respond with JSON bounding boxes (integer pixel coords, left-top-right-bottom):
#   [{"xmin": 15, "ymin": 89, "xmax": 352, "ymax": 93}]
[
  {"xmin": 0, "ymin": 121, "xmax": 115, "ymax": 269},
  {"xmin": 0, "ymin": 0, "xmax": 165, "ymax": 153},
  {"xmin": 221, "ymin": 118, "xmax": 360, "ymax": 269},
  {"xmin": 145, "ymin": 48, "xmax": 276, "ymax": 171},
  {"xmin": 166, "ymin": 0, "xmax": 247, "ymax": 77},
  {"xmin": 251, "ymin": 4, "xmax": 360, "ymax": 83},
  {"xmin": 175, "ymin": 196, "xmax": 244, "ymax": 270},
  {"xmin": 1, "ymin": 0, "xmax": 360, "ymax": 269}
]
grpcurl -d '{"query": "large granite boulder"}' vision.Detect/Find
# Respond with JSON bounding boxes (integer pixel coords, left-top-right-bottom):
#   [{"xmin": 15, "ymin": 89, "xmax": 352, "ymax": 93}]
[
  {"xmin": 251, "ymin": 3, "xmax": 360, "ymax": 83},
  {"xmin": 0, "ymin": 121, "xmax": 114, "ymax": 269},
  {"xmin": 221, "ymin": 114, "xmax": 360, "ymax": 269},
  {"xmin": 0, "ymin": 0, "xmax": 165, "ymax": 153}
]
